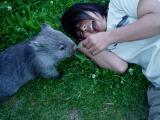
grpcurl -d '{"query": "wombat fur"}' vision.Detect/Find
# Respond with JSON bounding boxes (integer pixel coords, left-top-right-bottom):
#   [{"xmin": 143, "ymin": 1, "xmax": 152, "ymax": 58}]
[{"xmin": 0, "ymin": 24, "xmax": 76, "ymax": 102}]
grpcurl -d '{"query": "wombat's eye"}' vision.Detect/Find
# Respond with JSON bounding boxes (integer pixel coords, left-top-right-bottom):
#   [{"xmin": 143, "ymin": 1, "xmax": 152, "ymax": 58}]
[{"xmin": 59, "ymin": 44, "xmax": 65, "ymax": 50}]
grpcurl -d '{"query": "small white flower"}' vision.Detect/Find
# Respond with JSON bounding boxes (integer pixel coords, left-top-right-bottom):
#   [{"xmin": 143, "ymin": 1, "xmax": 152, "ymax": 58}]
[
  {"xmin": 91, "ymin": 74, "xmax": 96, "ymax": 79},
  {"xmin": 7, "ymin": 6, "xmax": 12, "ymax": 11},
  {"xmin": 50, "ymin": 1, "xmax": 53, "ymax": 4},
  {"xmin": 128, "ymin": 68, "xmax": 134, "ymax": 76},
  {"xmin": 120, "ymin": 80, "xmax": 124, "ymax": 84}
]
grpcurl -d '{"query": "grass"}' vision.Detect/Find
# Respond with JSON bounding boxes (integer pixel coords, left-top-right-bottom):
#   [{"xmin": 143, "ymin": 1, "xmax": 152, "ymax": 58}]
[{"xmin": 0, "ymin": 0, "xmax": 148, "ymax": 120}]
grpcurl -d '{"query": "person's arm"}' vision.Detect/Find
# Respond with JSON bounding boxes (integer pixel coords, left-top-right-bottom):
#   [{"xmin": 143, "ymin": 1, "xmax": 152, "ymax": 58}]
[
  {"xmin": 109, "ymin": 0, "xmax": 160, "ymax": 43},
  {"xmin": 78, "ymin": 46, "xmax": 128, "ymax": 74},
  {"xmin": 82, "ymin": 0, "xmax": 160, "ymax": 55}
]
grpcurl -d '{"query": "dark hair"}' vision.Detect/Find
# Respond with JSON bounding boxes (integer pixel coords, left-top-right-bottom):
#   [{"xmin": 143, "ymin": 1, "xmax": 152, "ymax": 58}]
[{"xmin": 61, "ymin": 3, "xmax": 109, "ymax": 39}]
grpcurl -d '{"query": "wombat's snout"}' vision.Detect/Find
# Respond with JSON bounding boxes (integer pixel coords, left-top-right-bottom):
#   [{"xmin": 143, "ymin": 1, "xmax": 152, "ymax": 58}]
[
  {"xmin": 71, "ymin": 42, "xmax": 77, "ymax": 53},
  {"xmin": 67, "ymin": 42, "xmax": 76, "ymax": 57},
  {"xmin": 73, "ymin": 44, "xmax": 77, "ymax": 51}
]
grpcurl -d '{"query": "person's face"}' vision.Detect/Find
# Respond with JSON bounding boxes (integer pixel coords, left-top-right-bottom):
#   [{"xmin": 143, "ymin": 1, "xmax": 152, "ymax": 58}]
[{"xmin": 76, "ymin": 11, "xmax": 107, "ymax": 41}]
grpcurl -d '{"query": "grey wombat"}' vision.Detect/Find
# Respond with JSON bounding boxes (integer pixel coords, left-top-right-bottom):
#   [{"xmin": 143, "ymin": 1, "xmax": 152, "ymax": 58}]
[{"xmin": 0, "ymin": 24, "xmax": 76, "ymax": 102}]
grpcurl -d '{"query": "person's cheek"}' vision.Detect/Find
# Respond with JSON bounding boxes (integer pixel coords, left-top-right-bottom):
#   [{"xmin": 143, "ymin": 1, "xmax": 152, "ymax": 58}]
[{"xmin": 83, "ymin": 32, "xmax": 90, "ymax": 39}]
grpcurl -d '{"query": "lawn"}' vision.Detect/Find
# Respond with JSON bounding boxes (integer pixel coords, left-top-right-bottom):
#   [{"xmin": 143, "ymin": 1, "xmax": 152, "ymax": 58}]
[{"xmin": 0, "ymin": 0, "xmax": 148, "ymax": 120}]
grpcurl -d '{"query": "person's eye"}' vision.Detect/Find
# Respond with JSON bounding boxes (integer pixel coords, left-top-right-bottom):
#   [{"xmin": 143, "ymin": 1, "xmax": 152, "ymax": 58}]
[
  {"xmin": 77, "ymin": 31, "xmax": 84, "ymax": 40},
  {"xmin": 80, "ymin": 31, "xmax": 84, "ymax": 39}
]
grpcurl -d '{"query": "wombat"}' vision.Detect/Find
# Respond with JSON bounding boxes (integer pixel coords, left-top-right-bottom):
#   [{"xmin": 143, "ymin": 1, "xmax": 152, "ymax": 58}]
[{"xmin": 0, "ymin": 23, "xmax": 76, "ymax": 102}]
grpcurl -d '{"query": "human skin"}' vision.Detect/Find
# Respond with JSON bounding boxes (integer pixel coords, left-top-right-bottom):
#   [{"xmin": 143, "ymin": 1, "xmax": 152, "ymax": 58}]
[
  {"xmin": 77, "ymin": 0, "xmax": 160, "ymax": 73},
  {"xmin": 76, "ymin": 11, "xmax": 128, "ymax": 73},
  {"xmin": 76, "ymin": 11, "xmax": 107, "ymax": 40},
  {"xmin": 76, "ymin": 9, "xmax": 128, "ymax": 73},
  {"xmin": 82, "ymin": 0, "xmax": 160, "ymax": 55},
  {"xmin": 78, "ymin": 46, "xmax": 128, "ymax": 73}
]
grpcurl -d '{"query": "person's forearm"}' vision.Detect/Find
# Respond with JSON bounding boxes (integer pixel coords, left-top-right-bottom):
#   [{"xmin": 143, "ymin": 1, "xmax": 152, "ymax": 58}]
[
  {"xmin": 78, "ymin": 47, "xmax": 128, "ymax": 73},
  {"xmin": 108, "ymin": 13, "xmax": 160, "ymax": 44}
]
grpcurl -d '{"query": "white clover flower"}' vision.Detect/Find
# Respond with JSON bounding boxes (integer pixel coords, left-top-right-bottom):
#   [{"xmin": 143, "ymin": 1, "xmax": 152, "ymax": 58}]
[
  {"xmin": 91, "ymin": 74, "xmax": 96, "ymax": 79},
  {"xmin": 120, "ymin": 80, "xmax": 124, "ymax": 84},
  {"xmin": 7, "ymin": 6, "xmax": 12, "ymax": 11},
  {"xmin": 128, "ymin": 68, "xmax": 134, "ymax": 76},
  {"xmin": 50, "ymin": 1, "xmax": 53, "ymax": 4}
]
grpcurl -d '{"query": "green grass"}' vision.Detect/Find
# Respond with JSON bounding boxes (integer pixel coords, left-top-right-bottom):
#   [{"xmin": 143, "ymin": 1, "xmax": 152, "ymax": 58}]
[{"xmin": 0, "ymin": 0, "xmax": 148, "ymax": 120}]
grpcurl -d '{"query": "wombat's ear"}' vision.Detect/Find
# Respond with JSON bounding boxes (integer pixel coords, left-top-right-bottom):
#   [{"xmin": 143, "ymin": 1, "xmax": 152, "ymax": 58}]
[{"xmin": 41, "ymin": 23, "xmax": 54, "ymax": 31}]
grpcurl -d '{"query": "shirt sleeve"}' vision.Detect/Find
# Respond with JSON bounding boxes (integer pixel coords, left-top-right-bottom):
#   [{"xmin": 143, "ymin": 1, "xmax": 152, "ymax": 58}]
[{"xmin": 109, "ymin": 0, "xmax": 139, "ymax": 18}]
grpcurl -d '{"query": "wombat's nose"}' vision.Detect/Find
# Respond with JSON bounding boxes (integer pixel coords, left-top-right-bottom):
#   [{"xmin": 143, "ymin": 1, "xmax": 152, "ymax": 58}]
[
  {"xmin": 70, "ymin": 42, "xmax": 77, "ymax": 51},
  {"xmin": 68, "ymin": 44, "xmax": 76, "ymax": 57},
  {"xmin": 73, "ymin": 44, "xmax": 77, "ymax": 51}
]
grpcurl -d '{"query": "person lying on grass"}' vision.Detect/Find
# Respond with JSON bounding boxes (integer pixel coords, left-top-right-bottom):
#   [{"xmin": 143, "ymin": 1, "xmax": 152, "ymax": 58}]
[{"xmin": 61, "ymin": 0, "xmax": 160, "ymax": 119}]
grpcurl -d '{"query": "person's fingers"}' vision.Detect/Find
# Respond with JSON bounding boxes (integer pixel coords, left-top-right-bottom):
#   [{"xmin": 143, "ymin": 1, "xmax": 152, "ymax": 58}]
[
  {"xmin": 92, "ymin": 50, "xmax": 101, "ymax": 56},
  {"xmin": 87, "ymin": 45, "xmax": 99, "ymax": 56},
  {"xmin": 82, "ymin": 39, "xmax": 94, "ymax": 49},
  {"xmin": 91, "ymin": 47, "xmax": 103, "ymax": 56},
  {"xmin": 86, "ymin": 42, "xmax": 93, "ymax": 49},
  {"xmin": 88, "ymin": 46, "xmax": 97, "ymax": 53},
  {"xmin": 82, "ymin": 39, "xmax": 89, "ymax": 47}
]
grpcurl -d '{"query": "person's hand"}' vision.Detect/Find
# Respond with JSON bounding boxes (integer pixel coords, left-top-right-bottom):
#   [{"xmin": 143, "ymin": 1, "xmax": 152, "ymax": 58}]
[{"xmin": 82, "ymin": 31, "xmax": 112, "ymax": 55}]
